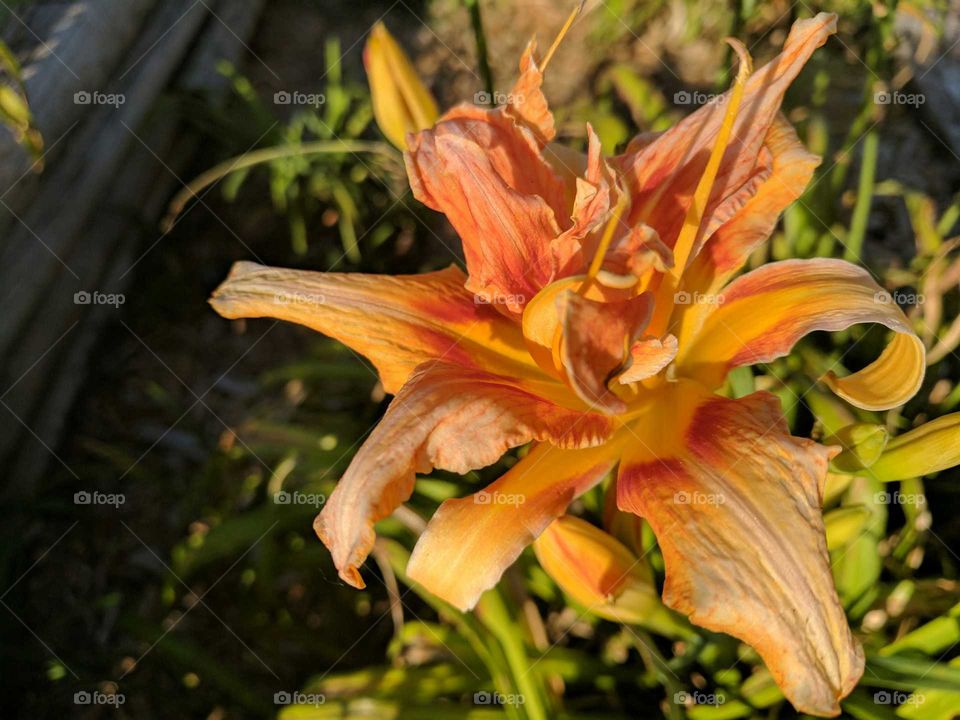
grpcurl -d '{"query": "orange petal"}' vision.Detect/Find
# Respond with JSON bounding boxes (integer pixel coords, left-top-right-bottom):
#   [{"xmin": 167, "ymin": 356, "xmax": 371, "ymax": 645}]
[
  {"xmin": 364, "ymin": 23, "xmax": 439, "ymax": 150},
  {"xmin": 552, "ymin": 124, "xmax": 622, "ymax": 279},
  {"xmin": 620, "ymin": 13, "xmax": 836, "ymax": 252},
  {"xmin": 673, "ymin": 115, "xmax": 820, "ymax": 341},
  {"xmin": 315, "ymin": 361, "xmax": 613, "ymax": 589},
  {"xmin": 407, "ymin": 439, "xmax": 622, "ymax": 610},
  {"xmin": 617, "ymin": 334, "xmax": 678, "ymax": 384},
  {"xmin": 618, "ymin": 381, "xmax": 863, "ymax": 716},
  {"xmin": 691, "ymin": 114, "xmax": 820, "ymax": 287},
  {"xmin": 405, "ymin": 110, "xmax": 567, "ymax": 314},
  {"xmin": 601, "ymin": 223, "xmax": 674, "ymax": 281},
  {"xmin": 209, "ymin": 262, "xmax": 542, "ymax": 394},
  {"xmin": 504, "ymin": 39, "xmax": 555, "ymax": 145},
  {"xmin": 560, "ymin": 291, "xmax": 654, "ymax": 413},
  {"xmin": 677, "ymin": 258, "xmax": 926, "ymax": 410}
]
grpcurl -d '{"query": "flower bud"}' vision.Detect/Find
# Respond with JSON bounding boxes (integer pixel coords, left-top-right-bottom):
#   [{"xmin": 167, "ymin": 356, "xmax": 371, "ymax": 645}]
[
  {"xmin": 826, "ymin": 422, "xmax": 889, "ymax": 474},
  {"xmin": 868, "ymin": 413, "xmax": 960, "ymax": 482},
  {"xmin": 364, "ymin": 23, "xmax": 439, "ymax": 149},
  {"xmin": 534, "ymin": 515, "xmax": 691, "ymax": 637}
]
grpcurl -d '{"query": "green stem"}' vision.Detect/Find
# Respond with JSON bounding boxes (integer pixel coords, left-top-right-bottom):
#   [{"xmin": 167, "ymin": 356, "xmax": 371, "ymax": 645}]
[
  {"xmin": 162, "ymin": 139, "xmax": 396, "ymax": 232},
  {"xmin": 464, "ymin": 0, "xmax": 494, "ymax": 102},
  {"xmin": 845, "ymin": 130, "xmax": 879, "ymax": 262}
]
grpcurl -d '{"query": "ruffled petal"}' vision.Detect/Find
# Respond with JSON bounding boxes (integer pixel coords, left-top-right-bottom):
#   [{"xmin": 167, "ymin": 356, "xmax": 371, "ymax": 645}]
[
  {"xmin": 407, "ymin": 439, "xmax": 623, "ymax": 610},
  {"xmin": 618, "ymin": 334, "xmax": 679, "ymax": 384},
  {"xmin": 683, "ymin": 114, "xmax": 821, "ymax": 296},
  {"xmin": 209, "ymin": 262, "xmax": 541, "ymax": 394},
  {"xmin": 315, "ymin": 361, "xmax": 612, "ymax": 589},
  {"xmin": 619, "ymin": 13, "xmax": 836, "ymax": 255},
  {"xmin": 405, "ymin": 110, "xmax": 566, "ymax": 314},
  {"xmin": 618, "ymin": 382, "xmax": 863, "ymax": 716},
  {"xmin": 504, "ymin": 39, "xmax": 555, "ymax": 145},
  {"xmin": 676, "ymin": 258, "xmax": 925, "ymax": 410},
  {"xmin": 560, "ymin": 291, "xmax": 654, "ymax": 413}
]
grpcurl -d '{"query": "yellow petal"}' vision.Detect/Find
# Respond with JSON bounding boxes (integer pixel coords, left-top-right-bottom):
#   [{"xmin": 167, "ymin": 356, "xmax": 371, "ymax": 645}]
[
  {"xmin": 617, "ymin": 380, "xmax": 863, "ymax": 717},
  {"xmin": 824, "ymin": 332, "xmax": 926, "ymax": 411},
  {"xmin": 209, "ymin": 262, "xmax": 542, "ymax": 395},
  {"xmin": 678, "ymin": 258, "xmax": 925, "ymax": 411},
  {"xmin": 868, "ymin": 413, "xmax": 960, "ymax": 482},
  {"xmin": 364, "ymin": 23, "xmax": 439, "ymax": 149},
  {"xmin": 316, "ymin": 361, "xmax": 613, "ymax": 590},
  {"xmin": 407, "ymin": 440, "xmax": 622, "ymax": 610}
]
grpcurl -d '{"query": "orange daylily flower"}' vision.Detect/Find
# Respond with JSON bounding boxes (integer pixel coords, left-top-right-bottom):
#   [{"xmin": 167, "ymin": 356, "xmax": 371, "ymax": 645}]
[{"xmin": 209, "ymin": 12, "xmax": 927, "ymax": 717}]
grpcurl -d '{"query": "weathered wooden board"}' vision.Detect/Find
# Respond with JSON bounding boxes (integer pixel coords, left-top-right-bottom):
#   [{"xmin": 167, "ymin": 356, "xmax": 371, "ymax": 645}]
[{"xmin": 0, "ymin": 0, "xmax": 267, "ymax": 493}]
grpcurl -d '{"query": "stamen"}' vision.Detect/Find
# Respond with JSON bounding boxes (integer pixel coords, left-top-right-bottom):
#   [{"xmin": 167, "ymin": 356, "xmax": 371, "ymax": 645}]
[
  {"xmin": 647, "ymin": 40, "xmax": 752, "ymax": 335},
  {"xmin": 583, "ymin": 195, "xmax": 628, "ymax": 288},
  {"xmin": 669, "ymin": 40, "xmax": 753, "ymax": 281},
  {"xmin": 540, "ymin": 1, "xmax": 585, "ymax": 72}
]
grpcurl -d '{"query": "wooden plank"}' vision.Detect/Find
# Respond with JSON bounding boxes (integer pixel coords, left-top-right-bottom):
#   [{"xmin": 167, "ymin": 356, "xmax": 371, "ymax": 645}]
[{"xmin": 0, "ymin": 0, "xmax": 268, "ymax": 492}]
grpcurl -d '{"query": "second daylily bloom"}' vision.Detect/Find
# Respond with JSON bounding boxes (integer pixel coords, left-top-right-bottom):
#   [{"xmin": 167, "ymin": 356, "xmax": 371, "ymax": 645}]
[{"xmin": 210, "ymin": 12, "xmax": 928, "ymax": 717}]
